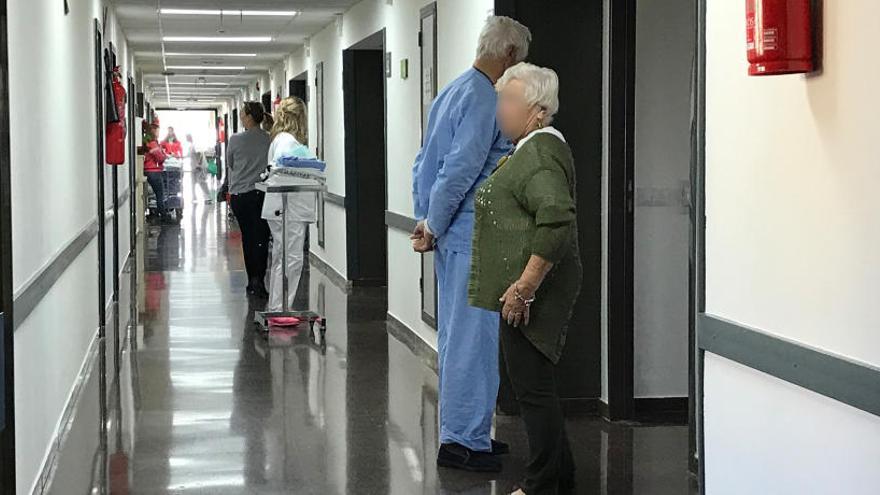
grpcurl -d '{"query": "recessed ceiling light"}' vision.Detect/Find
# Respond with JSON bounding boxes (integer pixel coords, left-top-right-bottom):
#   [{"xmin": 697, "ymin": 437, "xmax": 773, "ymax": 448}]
[
  {"xmin": 160, "ymin": 9, "xmax": 299, "ymax": 17},
  {"xmin": 166, "ymin": 65, "xmax": 246, "ymax": 70},
  {"xmin": 165, "ymin": 52, "xmax": 257, "ymax": 58},
  {"xmin": 163, "ymin": 36, "xmax": 272, "ymax": 43}
]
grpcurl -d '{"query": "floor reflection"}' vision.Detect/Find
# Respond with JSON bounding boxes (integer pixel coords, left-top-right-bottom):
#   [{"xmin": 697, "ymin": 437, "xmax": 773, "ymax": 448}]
[{"xmin": 99, "ymin": 195, "xmax": 699, "ymax": 495}]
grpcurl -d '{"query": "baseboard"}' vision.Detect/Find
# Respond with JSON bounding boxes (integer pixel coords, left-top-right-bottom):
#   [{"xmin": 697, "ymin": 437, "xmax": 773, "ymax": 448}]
[
  {"xmin": 35, "ymin": 302, "xmax": 132, "ymax": 494},
  {"xmin": 308, "ymin": 252, "xmax": 351, "ymax": 293},
  {"xmin": 634, "ymin": 397, "xmax": 689, "ymax": 424},
  {"xmin": 386, "ymin": 312, "xmax": 438, "ymax": 373},
  {"xmin": 31, "ymin": 330, "xmax": 101, "ymax": 495}
]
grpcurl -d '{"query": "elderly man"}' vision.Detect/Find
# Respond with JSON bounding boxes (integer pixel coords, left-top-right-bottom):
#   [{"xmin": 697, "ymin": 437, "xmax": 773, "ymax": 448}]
[{"xmin": 411, "ymin": 15, "xmax": 532, "ymax": 473}]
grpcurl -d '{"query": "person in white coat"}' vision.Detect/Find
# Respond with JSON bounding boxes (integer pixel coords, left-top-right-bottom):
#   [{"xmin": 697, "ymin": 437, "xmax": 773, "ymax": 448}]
[
  {"xmin": 262, "ymin": 97, "xmax": 321, "ymax": 312},
  {"xmin": 186, "ymin": 133, "xmax": 212, "ymax": 204}
]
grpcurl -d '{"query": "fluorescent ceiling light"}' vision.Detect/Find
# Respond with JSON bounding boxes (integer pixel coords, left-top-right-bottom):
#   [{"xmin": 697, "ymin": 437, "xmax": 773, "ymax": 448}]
[
  {"xmin": 166, "ymin": 65, "xmax": 246, "ymax": 70},
  {"xmin": 166, "ymin": 82, "xmax": 231, "ymax": 86},
  {"xmin": 160, "ymin": 9, "xmax": 299, "ymax": 17},
  {"xmin": 165, "ymin": 52, "xmax": 257, "ymax": 58},
  {"xmin": 163, "ymin": 36, "xmax": 272, "ymax": 43}
]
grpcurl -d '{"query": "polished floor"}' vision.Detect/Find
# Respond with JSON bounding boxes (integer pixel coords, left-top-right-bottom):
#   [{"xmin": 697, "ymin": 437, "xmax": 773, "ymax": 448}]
[{"xmin": 79, "ymin": 181, "xmax": 699, "ymax": 494}]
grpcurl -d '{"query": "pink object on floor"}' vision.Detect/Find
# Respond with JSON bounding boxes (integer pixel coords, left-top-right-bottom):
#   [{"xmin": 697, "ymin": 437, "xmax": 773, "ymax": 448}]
[{"xmin": 268, "ymin": 316, "xmax": 301, "ymax": 327}]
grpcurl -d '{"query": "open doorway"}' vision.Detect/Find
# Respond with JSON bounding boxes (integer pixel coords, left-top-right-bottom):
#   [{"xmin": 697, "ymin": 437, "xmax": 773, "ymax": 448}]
[
  {"xmin": 605, "ymin": 0, "xmax": 700, "ymax": 471},
  {"xmin": 289, "ymin": 71, "xmax": 308, "ymax": 103},
  {"xmin": 606, "ymin": 0, "xmax": 697, "ymax": 419},
  {"xmin": 261, "ymin": 91, "xmax": 271, "ymax": 114},
  {"xmin": 630, "ymin": 0, "xmax": 695, "ymax": 422},
  {"xmin": 342, "ymin": 30, "xmax": 387, "ymax": 288}
]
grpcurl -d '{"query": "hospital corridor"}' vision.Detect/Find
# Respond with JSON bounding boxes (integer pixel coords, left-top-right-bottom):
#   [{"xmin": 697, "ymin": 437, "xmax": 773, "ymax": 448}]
[{"xmin": 0, "ymin": 1, "xmax": 878, "ymax": 494}]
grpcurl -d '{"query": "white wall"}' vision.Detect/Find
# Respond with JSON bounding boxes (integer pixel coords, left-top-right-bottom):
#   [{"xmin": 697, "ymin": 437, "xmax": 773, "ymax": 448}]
[
  {"xmin": 282, "ymin": 0, "xmax": 493, "ymax": 350},
  {"xmin": 704, "ymin": 1, "xmax": 880, "ymax": 492},
  {"xmin": 8, "ymin": 0, "xmax": 135, "ymax": 491}
]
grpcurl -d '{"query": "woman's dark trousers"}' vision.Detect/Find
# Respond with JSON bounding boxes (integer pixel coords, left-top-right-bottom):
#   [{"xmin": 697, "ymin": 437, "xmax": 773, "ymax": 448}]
[
  {"xmin": 230, "ymin": 189, "xmax": 270, "ymax": 286},
  {"xmin": 501, "ymin": 320, "xmax": 575, "ymax": 494}
]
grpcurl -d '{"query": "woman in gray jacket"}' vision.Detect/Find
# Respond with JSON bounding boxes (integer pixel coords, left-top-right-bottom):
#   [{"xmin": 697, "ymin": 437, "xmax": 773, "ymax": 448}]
[{"xmin": 227, "ymin": 101, "xmax": 272, "ymax": 298}]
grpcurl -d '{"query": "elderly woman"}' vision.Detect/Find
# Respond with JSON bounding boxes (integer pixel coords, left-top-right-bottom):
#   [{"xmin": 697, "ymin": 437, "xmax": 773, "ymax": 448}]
[{"xmin": 469, "ymin": 62, "xmax": 581, "ymax": 494}]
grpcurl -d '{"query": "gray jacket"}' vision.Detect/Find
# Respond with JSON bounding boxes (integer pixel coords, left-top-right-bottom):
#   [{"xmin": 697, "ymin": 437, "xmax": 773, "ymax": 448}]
[{"xmin": 227, "ymin": 127, "xmax": 271, "ymax": 194}]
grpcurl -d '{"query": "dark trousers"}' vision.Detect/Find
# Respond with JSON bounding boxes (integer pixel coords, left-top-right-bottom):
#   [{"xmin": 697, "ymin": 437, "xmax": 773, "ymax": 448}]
[
  {"xmin": 230, "ymin": 190, "xmax": 270, "ymax": 284},
  {"xmin": 146, "ymin": 172, "xmax": 167, "ymax": 216},
  {"xmin": 501, "ymin": 320, "xmax": 575, "ymax": 494}
]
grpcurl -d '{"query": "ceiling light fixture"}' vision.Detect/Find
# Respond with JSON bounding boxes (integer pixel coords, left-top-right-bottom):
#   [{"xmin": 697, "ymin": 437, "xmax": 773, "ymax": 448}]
[
  {"xmin": 165, "ymin": 52, "xmax": 257, "ymax": 58},
  {"xmin": 163, "ymin": 36, "xmax": 272, "ymax": 43},
  {"xmin": 166, "ymin": 65, "xmax": 246, "ymax": 70},
  {"xmin": 160, "ymin": 9, "xmax": 299, "ymax": 17},
  {"xmin": 165, "ymin": 82, "xmax": 232, "ymax": 86}
]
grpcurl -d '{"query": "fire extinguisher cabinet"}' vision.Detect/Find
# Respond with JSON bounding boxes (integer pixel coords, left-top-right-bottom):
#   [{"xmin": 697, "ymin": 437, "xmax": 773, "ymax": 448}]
[{"xmin": 746, "ymin": 0, "xmax": 814, "ymax": 76}]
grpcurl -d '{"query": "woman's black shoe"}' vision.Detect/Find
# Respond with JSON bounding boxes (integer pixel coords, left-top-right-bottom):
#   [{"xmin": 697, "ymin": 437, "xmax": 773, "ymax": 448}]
[{"xmin": 437, "ymin": 443, "xmax": 502, "ymax": 472}]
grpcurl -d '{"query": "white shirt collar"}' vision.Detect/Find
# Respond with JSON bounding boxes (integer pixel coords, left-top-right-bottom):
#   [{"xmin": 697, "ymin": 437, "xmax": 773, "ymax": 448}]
[{"xmin": 514, "ymin": 126, "xmax": 566, "ymax": 153}]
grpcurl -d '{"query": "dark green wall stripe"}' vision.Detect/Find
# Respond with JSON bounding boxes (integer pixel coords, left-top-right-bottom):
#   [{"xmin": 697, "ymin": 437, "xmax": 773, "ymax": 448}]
[
  {"xmin": 13, "ymin": 187, "xmax": 131, "ymax": 330},
  {"xmin": 384, "ymin": 210, "xmax": 417, "ymax": 233},
  {"xmin": 699, "ymin": 314, "xmax": 880, "ymax": 418},
  {"xmin": 324, "ymin": 192, "xmax": 345, "ymax": 207},
  {"xmin": 307, "ymin": 252, "xmax": 350, "ymax": 292}
]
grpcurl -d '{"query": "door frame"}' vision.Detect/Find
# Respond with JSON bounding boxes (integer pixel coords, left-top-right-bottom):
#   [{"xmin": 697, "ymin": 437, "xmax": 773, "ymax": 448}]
[
  {"xmin": 606, "ymin": 0, "xmax": 637, "ymax": 422},
  {"xmin": 93, "ymin": 18, "xmax": 110, "ymax": 491},
  {"xmin": 606, "ymin": 0, "xmax": 706, "ymax": 482},
  {"xmin": 314, "ymin": 62, "xmax": 326, "ymax": 248},
  {"xmin": 0, "ymin": 0, "xmax": 15, "ymax": 489},
  {"xmin": 692, "ymin": 0, "xmax": 707, "ymax": 484},
  {"xmin": 418, "ymin": 2, "xmax": 438, "ymax": 329},
  {"xmin": 127, "ymin": 75, "xmax": 138, "ymax": 340}
]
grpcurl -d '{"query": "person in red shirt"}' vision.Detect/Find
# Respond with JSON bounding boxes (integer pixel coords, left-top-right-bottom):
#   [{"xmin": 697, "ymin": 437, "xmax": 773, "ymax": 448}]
[
  {"xmin": 161, "ymin": 126, "xmax": 183, "ymax": 158},
  {"xmin": 144, "ymin": 124, "xmax": 172, "ymax": 223}
]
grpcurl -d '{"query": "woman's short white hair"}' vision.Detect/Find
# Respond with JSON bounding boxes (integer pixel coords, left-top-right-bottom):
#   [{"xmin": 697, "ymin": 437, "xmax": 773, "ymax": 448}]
[
  {"xmin": 496, "ymin": 62, "xmax": 560, "ymax": 124},
  {"xmin": 476, "ymin": 16, "xmax": 532, "ymax": 63}
]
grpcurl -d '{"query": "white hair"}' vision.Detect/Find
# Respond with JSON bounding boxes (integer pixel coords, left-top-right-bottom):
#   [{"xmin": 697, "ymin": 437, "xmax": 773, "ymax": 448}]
[
  {"xmin": 476, "ymin": 16, "xmax": 532, "ymax": 62},
  {"xmin": 496, "ymin": 62, "xmax": 560, "ymax": 124}
]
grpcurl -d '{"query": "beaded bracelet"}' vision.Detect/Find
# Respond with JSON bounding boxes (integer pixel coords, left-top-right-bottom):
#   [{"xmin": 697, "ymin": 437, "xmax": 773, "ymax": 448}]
[{"xmin": 514, "ymin": 284, "xmax": 536, "ymax": 307}]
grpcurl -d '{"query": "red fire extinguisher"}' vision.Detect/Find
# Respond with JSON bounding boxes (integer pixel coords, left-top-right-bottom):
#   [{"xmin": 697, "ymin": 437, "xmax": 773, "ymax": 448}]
[
  {"xmin": 106, "ymin": 66, "xmax": 127, "ymax": 164},
  {"xmin": 218, "ymin": 117, "xmax": 226, "ymax": 142},
  {"xmin": 746, "ymin": 0, "xmax": 813, "ymax": 76}
]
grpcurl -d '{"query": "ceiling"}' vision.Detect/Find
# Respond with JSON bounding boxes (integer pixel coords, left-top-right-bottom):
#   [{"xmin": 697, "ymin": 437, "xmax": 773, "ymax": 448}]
[{"xmin": 114, "ymin": 0, "xmax": 360, "ymax": 108}]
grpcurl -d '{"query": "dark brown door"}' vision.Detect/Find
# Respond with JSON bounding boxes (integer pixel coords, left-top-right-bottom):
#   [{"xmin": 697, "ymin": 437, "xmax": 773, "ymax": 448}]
[
  {"xmin": 343, "ymin": 45, "xmax": 387, "ymax": 287},
  {"xmin": 494, "ymin": 0, "xmax": 605, "ymax": 405}
]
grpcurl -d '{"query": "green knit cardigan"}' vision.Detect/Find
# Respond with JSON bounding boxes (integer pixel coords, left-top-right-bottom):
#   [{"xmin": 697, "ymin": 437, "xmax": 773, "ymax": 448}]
[{"xmin": 468, "ymin": 132, "xmax": 582, "ymax": 363}]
